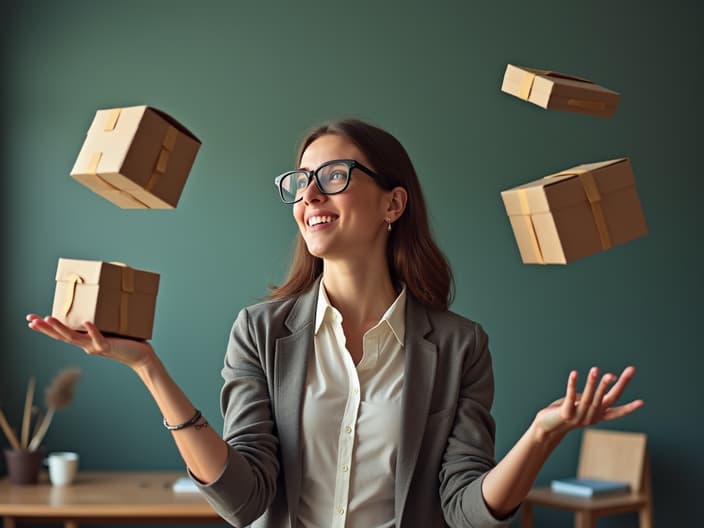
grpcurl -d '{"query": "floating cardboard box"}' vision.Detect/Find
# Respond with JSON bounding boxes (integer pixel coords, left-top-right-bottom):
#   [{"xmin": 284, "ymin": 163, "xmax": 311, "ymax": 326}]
[
  {"xmin": 501, "ymin": 64, "xmax": 620, "ymax": 118},
  {"xmin": 51, "ymin": 258, "xmax": 160, "ymax": 340},
  {"xmin": 500, "ymin": 158, "xmax": 647, "ymax": 264},
  {"xmin": 70, "ymin": 106, "xmax": 201, "ymax": 208}
]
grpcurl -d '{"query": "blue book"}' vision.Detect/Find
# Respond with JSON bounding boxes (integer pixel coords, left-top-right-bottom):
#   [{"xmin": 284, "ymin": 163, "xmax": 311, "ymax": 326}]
[{"xmin": 550, "ymin": 477, "xmax": 630, "ymax": 498}]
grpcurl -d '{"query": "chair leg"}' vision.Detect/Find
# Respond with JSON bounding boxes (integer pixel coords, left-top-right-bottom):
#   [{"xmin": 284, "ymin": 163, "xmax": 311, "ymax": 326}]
[
  {"xmin": 639, "ymin": 504, "xmax": 653, "ymax": 528},
  {"xmin": 520, "ymin": 503, "xmax": 534, "ymax": 528},
  {"xmin": 575, "ymin": 511, "xmax": 597, "ymax": 528}
]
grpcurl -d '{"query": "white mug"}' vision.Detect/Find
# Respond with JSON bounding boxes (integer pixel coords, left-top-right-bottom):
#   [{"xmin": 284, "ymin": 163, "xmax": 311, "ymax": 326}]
[{"xmin": 46, "ymin": 451, "xmax": 79, "ymax": 486}]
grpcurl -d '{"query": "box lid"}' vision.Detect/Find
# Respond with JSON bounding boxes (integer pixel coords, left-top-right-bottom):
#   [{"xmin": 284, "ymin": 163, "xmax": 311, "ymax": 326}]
[
  {"xmin": 55, "ymin": 258, "xmax": 159, "ymax": 294},
  {"xmin": 501, "ymin": 158, "xmax": 633, "ymax": 216},
  {"xmin": 501, "ymin": 64, "xmax": 619, "ymax": 110}
]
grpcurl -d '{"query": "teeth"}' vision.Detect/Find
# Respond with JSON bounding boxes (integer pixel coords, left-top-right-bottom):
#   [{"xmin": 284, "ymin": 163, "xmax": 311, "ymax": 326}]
[{"xmin": 308, "ymin": 215, "xmax": 335, "ymax": 227}]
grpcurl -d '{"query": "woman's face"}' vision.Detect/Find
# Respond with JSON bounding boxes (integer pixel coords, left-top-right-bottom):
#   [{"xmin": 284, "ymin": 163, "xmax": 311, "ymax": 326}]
[{"xmin": 294, "ymin": 134, "xmax": 392, "ymax": 262}]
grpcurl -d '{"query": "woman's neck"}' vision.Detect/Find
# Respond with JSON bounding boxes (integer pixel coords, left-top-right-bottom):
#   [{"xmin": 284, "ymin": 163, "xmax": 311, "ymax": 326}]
[{"xmin": 321, "ymin": 260, "xmax": 398, "ymax": 328}]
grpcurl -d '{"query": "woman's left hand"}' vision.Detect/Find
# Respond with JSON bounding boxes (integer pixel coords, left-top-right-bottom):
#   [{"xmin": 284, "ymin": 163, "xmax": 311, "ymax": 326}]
[{"xmin": 533, "ymin": 366, "xmax": 644, "ymax": 443}]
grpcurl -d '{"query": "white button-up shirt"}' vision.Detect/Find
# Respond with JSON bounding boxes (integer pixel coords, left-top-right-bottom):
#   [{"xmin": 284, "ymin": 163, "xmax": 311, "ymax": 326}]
[{"xmin": 297, "ymin": 281, "xmax": 407, "ymax": 528}]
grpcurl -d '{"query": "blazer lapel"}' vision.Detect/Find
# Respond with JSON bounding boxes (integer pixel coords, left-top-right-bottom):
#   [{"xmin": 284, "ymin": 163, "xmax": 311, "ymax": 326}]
[
  {"xmin": 395, "ymin": 296, "xmax": 437, "ymax": 527},
  {"xmin": 273, "ymin": 280, "xmax": 319, "ymax": 527}
]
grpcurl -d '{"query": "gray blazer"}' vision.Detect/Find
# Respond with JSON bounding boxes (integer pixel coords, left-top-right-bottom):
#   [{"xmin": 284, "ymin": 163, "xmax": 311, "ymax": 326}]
[{"xmin": 196, "ymin": 280, "xmax": 513, "ymax": 528}]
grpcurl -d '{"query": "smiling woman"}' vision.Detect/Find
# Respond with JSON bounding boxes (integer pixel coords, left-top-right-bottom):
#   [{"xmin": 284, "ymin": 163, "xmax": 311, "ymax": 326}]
[{"xmin": 26, "ymin": 118, "xmax": 643, "ymax": 528}]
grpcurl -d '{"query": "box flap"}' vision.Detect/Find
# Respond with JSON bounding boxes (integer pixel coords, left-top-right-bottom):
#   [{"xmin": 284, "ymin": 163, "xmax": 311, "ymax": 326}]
[{"xmin": 146, "ymin": 106, "xmax": 201, "ymax": 144}]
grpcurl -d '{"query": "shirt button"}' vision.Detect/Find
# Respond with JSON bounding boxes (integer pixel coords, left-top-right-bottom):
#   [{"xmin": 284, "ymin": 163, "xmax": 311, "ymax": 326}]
[
  {"xmin": 338, "ymin": 507, "xmax": 345, "ymax": 515},
  {"xmin": 341, "ymin": 464, "xmax": 349, "ymax": 472},
  {"xmin": 345, "ymin": 426, "xmax": 352, "ymax": 434},
  {"xmin": 353, "ymin": 387, "xmax": 359, "ymax": 394}
]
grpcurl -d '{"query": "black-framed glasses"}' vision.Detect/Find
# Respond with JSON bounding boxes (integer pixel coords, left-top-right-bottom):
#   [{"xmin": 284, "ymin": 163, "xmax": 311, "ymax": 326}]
[{"xmin": 274, "ymin": 159, "xmax": 395, "ymax": 204}]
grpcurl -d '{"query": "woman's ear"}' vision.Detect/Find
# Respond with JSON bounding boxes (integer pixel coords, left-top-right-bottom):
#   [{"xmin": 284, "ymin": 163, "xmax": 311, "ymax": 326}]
[{"xmin": 386, "ymin": 186, "xmax": 408, "ymax": 222}]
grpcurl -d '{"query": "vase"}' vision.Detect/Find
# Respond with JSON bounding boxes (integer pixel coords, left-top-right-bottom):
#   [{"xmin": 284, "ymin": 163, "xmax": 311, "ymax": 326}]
[{"xmin": 3, "ymin": 448, "xmax": 44, "ymax": 485}]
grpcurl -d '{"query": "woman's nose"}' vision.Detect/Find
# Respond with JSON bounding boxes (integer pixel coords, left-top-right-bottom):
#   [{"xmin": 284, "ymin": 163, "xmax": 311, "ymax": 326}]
[{"xmin": 301, "ymin": 177, "xmax": 325, "ymax": 204}]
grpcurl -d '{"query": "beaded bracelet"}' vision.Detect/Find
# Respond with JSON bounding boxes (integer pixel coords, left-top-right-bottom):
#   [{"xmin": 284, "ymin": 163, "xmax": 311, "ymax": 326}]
[{"xmin": 163, "ymin": 409, "xmax": 202, "ymax": 431}]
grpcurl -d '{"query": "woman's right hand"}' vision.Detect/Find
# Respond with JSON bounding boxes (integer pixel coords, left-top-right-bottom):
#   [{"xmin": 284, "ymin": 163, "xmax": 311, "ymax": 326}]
[{"xmin": 26, "ymin": 314, "xmax": 156, "ymax": 370}]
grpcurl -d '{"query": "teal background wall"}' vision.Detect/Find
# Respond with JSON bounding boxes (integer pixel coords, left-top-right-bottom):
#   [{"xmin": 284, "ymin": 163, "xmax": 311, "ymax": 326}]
[{"xmin": 1, "ymin": 1, "xmax": 701, "ymax": 526}]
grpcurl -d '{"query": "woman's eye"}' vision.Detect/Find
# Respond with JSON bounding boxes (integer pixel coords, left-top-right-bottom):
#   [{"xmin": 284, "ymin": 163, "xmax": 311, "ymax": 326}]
[{"xmin": 329, "ymin": 171, "xmax": 346, "ymax": 181}]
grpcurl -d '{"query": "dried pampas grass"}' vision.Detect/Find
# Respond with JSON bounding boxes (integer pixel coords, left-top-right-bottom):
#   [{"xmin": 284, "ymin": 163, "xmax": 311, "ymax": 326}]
[{"xmin": 26, "ymin": 368, "xmax": 82, "ymax": 451}]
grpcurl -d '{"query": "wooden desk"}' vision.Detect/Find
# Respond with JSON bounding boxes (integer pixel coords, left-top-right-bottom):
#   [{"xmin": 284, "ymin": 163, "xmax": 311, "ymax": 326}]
[{"xmin": 0, "ymin": 471, "xmax": 224, "ymax": 527}]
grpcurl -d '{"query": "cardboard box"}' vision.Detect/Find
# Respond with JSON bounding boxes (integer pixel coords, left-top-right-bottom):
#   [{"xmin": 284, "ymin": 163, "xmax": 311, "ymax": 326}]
[
  {"xmin": 70, "ymin": 106, "xmax": 201, "ymax": 208},
  {"xmin": 500, "ymin": 158, "xmax": 647, "ymax": 264},
  {"xmin": 501, "ymin": 64, "xmax": 620, "ymax": 118},
  {"xmin": 51, "ymin": 258, "xmax": 160, "ymax": 340}
]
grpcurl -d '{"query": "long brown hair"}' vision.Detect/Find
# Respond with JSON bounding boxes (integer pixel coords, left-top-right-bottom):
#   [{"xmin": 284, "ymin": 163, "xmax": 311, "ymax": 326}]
[{"xmin": 268, "ymin": 119, "xmax": 454, "ymax": 311}]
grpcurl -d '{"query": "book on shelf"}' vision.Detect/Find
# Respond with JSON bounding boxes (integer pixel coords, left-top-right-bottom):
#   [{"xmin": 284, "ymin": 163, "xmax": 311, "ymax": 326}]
[
  {"xmin": 172, "ymin": 476, "xmax": 200, "ymax": 493},
  {"xmin": 550, "ymin": 477, "xmax": 630, "ymax": 498}
]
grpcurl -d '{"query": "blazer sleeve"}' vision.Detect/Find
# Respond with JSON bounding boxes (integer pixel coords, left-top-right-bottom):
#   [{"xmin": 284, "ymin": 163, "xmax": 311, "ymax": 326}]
[
  {"xmin": 191, "ymin": 307, "xmax": 280, "ymax": 527},
  {"xmin": 438, "ymin": 323, "xmax": 515, "ymax": 528}
]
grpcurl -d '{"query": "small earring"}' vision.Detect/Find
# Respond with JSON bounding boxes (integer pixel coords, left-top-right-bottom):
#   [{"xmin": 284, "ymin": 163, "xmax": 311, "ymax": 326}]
[{"xmin": 386, "ymin": 218, "xmax": 392, "ymax": 232}]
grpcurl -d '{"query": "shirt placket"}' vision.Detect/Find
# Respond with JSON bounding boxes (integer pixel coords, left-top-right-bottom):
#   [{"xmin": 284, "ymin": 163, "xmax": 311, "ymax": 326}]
[{"xmin": 330, "ymin": 319, "xmax": 361, "ymax": 528}]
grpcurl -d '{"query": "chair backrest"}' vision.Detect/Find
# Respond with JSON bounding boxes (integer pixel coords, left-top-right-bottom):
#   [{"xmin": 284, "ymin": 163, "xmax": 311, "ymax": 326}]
[{"xmin": 577, "ymin": 429, "xmax": 648, "ymax": 492}]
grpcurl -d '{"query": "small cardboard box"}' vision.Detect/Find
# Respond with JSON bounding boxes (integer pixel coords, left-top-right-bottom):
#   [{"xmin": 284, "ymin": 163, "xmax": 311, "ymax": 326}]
[
  {"xmin": 501, "ymin": 64, "xmax": 620, "ymax": 118},
  {"xmin": 51, "ymin": 258, "xmax": 160, "ymax": 340},
  {"xmin": 70, "ymin": 106, "xmax": 201, "ymax": 208},
  {"xmin": 500, "ymin": 158, "xmax": 647, "ymax": 264}
]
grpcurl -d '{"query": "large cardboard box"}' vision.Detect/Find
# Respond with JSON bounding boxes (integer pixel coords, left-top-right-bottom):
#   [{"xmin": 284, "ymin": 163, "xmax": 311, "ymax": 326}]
[
  {"xmin": 70, "ymin": 106, "xmax": 201, "ymax": 208},
  {"xmin": 501, "ymin": 64, "xmax": 620, "ymax": 118},
  {"xmin": 51, "ymin": 258, "xmax": 160, "ymax": 340},
  {"xmin": 500, "ymin": 159, "xmax": 647, "ymax": 264}
]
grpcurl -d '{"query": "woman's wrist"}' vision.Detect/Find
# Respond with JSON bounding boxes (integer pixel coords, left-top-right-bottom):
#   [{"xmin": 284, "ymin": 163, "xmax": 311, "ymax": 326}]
[
  {"xmin": 528, "ymin": 417, "xmax": 568, "ymax": 450},
  {"xmin": 132, "ymin": 347, "xmax": 165, "ymax": 381}
]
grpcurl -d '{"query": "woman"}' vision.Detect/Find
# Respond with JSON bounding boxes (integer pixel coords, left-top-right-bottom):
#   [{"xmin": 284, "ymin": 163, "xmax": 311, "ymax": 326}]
[{"xmin": 27, "ymin": 119, "xmax": 643, "ymax": 527}]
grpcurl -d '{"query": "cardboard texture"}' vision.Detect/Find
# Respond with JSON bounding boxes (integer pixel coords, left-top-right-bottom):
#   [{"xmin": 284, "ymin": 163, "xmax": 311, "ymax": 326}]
[
  {"xmin": 70, "ymin": 106, "xmax": 201, "ymax": 208},
  {"xmin": 51, "ymin": 258, "xmax": 160, "ymax": 340},
  {"xmin": 500, "ymin": 158, "xmax": 648, "ymax": 264},
  {"xmin": 501, "ymin": 64, "xmax": 620, "ymax": 118}
]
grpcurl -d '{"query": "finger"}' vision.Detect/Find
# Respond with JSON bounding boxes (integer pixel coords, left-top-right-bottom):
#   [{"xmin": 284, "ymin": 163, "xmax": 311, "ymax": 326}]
[
  {"xmin": 574, "ymin": 367, "xmax": 600, "ymax": 422},
  {"xmin": 602, "ymin": 366, "xmax": 637, "ymax": 407},
  {"xmin": 561, "ymin": 370, "xmax": 579, "ymax": 421},
  {"xmin": 584, "ymin": 372, "xmax": 615, "ymax": 424},
  {"xmin": 602, "ymin": 399, "xmax": 645, "ymax": 421},
  {"xmin": 83, "ymin": 322, "xmax": 110, "ymax": 353},
  {"xmin": 27, "ymin": 317, "xmax": 68, "ymax": 342},
  {"xmin": 42, "ymin": 317, "xmax": 91, "ymax": 346}
]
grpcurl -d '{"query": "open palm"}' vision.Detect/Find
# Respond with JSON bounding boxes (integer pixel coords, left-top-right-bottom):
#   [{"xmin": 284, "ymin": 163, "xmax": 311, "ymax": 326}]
[
  {"xmin": 534, "ymin": 366, "xmax": 644, "ymax": 442},
  {"xmin": 26, "ymin": 314, "xmax": 155, "ymax": 370}
]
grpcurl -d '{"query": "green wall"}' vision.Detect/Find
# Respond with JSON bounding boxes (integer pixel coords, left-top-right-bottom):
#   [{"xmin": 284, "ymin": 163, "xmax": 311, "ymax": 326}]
[{"xmin": 2, "ymin": 1, "xmax": 701, "ymax": 526}]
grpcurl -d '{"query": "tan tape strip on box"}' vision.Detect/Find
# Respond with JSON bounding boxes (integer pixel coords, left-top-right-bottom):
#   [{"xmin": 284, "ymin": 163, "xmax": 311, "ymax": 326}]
[
  {"xmin": 145, "ymin": 125, "xmax": 178, "ymax": 192},
  {"xmin": 516, "ymin": 190, "xmax": 545, "ymax": 264},
  {"xmin": 86, "ymin": 152, "xmax": 151, "ymax": 208},
  {"xmin": 61, "ymin": 274, "xmax": 85, "ymax": 316},
  {"xmin": 104, "ymin": 109, "xmax": 122, "ymax": 131},
  {"xmin": 110, "ymin": 262, "xmax": 134, "ymax": 335},
  {"xmin": 546, "ymin": 169, "xmax": 613, "ymax": 250}
]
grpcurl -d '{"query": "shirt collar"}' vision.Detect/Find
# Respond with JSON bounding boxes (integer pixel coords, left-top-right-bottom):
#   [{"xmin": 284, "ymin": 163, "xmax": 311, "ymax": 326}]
[{"xmin": 314, "ymin": 280, "xmax": 407, "ymax": 347}]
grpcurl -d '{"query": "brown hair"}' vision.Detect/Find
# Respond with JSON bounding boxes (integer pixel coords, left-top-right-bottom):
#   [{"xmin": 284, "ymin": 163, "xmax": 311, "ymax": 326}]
[{"xmin": 268, "ymin": 119, "xmax": 454, "ymax": 311}]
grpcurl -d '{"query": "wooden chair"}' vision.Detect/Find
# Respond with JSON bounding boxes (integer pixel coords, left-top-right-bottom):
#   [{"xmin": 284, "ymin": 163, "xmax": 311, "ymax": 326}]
[{"xmin": 521, "ymin": 429, "xmax": 653, "ymax": 528}]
